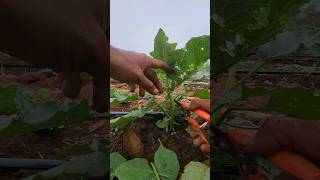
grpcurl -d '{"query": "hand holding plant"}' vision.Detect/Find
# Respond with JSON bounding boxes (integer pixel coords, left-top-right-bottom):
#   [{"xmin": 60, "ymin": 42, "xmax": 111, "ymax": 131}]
[
  {"xmin": 187, "ymin": 99, "xmax": 210, "ymax": 154},
  {"xmin": 110, "ymin": 46, "xmax": 175, "ymax": 96}
]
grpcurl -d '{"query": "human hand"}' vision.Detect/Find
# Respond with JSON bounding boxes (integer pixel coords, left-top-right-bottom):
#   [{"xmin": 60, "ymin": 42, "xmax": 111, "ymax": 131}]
[
  {"xmin": 110, "ymin": 46, "xmax": 175, "ymax": 96},
  {"xmin": 187, "ymin": 99, "xmax": 210, "ymax": 154},
  {"xmin": 0, "ymin": 0, "xmax": 109, "ymax": 112},
  {"xmin": 243, "ymin": 116, "xmax": 320, "ymax": 160}
]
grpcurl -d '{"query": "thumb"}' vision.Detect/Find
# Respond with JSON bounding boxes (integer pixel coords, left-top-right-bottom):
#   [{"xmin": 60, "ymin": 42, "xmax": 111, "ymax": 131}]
[{"xmin": 187, "ymin": 99, "xmax": 210, "ymax": 112}]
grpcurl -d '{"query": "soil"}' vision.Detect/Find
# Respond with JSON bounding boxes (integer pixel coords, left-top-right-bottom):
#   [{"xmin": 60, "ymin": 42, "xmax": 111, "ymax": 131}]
[
  {"xmin": 0, "ymin": 55, "xmax": 210, "ymax": 179},
  {"xmin": 110, "ymin": 117, "xmax": 208, "ymax": 173},
  {"xmin": 110, "ymin": 78, "xmax": 210, "ymax": 175},
  {"xmin": 0, "ymin": 69, "xmax": 107, "ymax": 179}
]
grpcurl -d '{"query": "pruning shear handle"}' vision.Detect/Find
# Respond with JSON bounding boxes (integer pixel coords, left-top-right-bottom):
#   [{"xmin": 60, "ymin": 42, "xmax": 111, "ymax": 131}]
[
  {"xmin": 227, "ymin": 128, "xmax": 320, "ymax": 180},
  {"xmin": 180, "ymin": 102, "xmax": 210, "ymax": 123},
  {"xmin": 178, "ymin": 101, "xmax": 210, "ymax": 144}
]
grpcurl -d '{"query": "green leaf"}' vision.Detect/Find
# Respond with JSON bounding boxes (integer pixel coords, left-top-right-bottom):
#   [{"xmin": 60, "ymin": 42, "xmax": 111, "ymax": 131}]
[
  {"xmin": 80, "ymin": 72, "xmax": 91, "ymax": 86},
  {"xmin": 0, "ymin": 101, "xmax": 90, "ymax": 136},
  {"xmin": 110, "ymin": 87, "xmax": 139, "ymax": 105},
  {"xmin": 257, "ymin": 0, "xmax": 320, "ymax": 58},
  {"xmin": 0, "ymin": 115, "xmax": 13, "ymax": 131},
  {"xmin": 154, "ymin": 145, "xmax": 180, "ymax": 180},
  {"xmin": 168, "ymin": 36, "xmax": 210, "ymax": 85},
  {"xmin": 194, "ymin": 89, "xmax": 210, "ymax": 99},
  {"xmin": 23, "ymin": 152, "xmax": 107, "ymax": 180},
  {"xmin": 150, "ymin": 28, "xmax": 177, "ymax": 61},
  {"xmin": 114, "ymin": 158, "xmax": 157, "ymax": 180},
  {"xmin": 151, "ymin": 29, "xmax": 210, "ymax": 86},
  {"xmin": 110, "ymin": 107, "xmax": 146, "ymax": 129},
  {"xmin": 179, "ymin": 161, "xmax": 210, "ymax": 180},
  {"xmin": 155, "ymin": 117, "xmax": 170, "ymax": 129},
  {"xmin": 0, "ymin": 85, "xmax": 19, "ymax": 114},
  {"xmin": 212, "ymin": 0, "xmax": 311, "ymax": 75},
  {"xmin": 110, "ymin": 152, "xmax": 126, "ymax": 179},
  {"xmin": 257, "ymin": 30, "xmax": 320, "ymax": 59},
  {"xmin": 242, "ymin": 86, "xmax": 320, "ymax": 119}
]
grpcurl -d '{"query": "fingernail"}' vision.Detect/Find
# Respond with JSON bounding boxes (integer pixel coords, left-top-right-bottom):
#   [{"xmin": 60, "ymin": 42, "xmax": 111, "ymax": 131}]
[{"xmin": 153, "ymin": 89, "xmax": 159, "ymax": 94}]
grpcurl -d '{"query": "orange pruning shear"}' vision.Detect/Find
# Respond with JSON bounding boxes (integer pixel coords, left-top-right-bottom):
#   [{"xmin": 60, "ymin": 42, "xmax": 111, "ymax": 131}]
[
  {"xmin": 175, "ymin": 97, "xmax": 210, "ymax": 144},
  {"xmin": 226, "ymin": 127, "xmax": 320, "ymax": 179}
]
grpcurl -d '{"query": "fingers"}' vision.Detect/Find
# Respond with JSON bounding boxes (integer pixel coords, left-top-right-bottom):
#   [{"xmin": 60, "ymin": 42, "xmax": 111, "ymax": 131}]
[
  {"xmin": 139, "ymin": 87, "xmax": 145, "ymax": 97},
  {"xmin": 144, "ymin": 68, "xmax": 163, "ymax": 94},
  {"xmin": 138, "ymin": 73, "xmax": 158, "ymax": 95},
  {"xmin": 187, "ymin": 99, "xmax": 210, "ymax": 112},
  {"xmin": 129, "ymin": 83, "xmax": 146, "ymax": 97},
  {"xmin": 200, "ymin": 144, "xmax": 210, "ymax": 154},
  {"xmin": 191, "ymin": 129, "xmax": 210, "ymax": 154},
  {"xmin": 150, "ymin": 59, "xmax": 175, "ymax": 74},
  {"xmin": 59, "ymin": 72, "xmax": 81, "ymax": 99},
  {"xmin": 193, "ymin": 136, "xmax": 204, "ymax": 147},
  {"xmin": 243, "ymin": 134, "xmax": 279, "ymax": 156},
  {"xmin": 242, "ymin": 119, "xmax": 281, "ymax": 156}
]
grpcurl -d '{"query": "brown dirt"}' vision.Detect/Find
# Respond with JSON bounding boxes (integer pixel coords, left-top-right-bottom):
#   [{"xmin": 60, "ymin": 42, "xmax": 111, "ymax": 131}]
[
  {"xmin": 110, "ymin": 117, "xmax": 208, "ymax": 172},
  {"xmin": 0, "ymin": 72, "xmax": 107, "ymax": 179}
]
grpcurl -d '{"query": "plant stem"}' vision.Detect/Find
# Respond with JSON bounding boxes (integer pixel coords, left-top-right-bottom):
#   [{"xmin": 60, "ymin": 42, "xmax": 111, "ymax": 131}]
[
  {"xmin": 213, "ymin": 60, "xmax": 269, "ymax": 126},
  {"xmin": 229, "ymin": 60, "xmax": 268, "ymax": 92},
  {"xmin": 150, "ymin": 162, "xmax": 161, "ymax": 180}
]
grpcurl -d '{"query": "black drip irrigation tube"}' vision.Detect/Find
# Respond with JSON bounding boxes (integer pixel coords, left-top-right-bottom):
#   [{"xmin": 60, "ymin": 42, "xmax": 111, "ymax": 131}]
[
  {"xmin": 0, "ymin": 158, "xmax": 65, "ymax": 170},
  {"xmin": 0, "ymin": 112, "xmax": 163, "ymax": 170},
  {"xmin": 212, "ymin": 165, "xmax": 240, "ymax": 178},
  {"xmin": 109, "ymin": 111, "xmax": 164, "ymax": 119}
]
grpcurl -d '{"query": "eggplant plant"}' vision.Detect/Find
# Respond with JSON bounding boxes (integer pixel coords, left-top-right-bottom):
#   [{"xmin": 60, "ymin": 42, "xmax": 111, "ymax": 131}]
[
  {"xmin": 110, "ymin": 29, "xmax": 210, "ymax": 130},
  {"xmin": 212, "ymin": 0, "xmax": 320, "ymax": 176}
]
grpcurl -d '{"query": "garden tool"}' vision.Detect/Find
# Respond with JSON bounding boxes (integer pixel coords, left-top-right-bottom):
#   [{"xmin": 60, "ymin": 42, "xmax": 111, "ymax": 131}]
[
  {"xmin": 174, "ymin": 97, "xmax": 210, "ymax": 144},
  {"xmin": 225, "ymin": 127, "xmax": 320, "ymax": 179}
]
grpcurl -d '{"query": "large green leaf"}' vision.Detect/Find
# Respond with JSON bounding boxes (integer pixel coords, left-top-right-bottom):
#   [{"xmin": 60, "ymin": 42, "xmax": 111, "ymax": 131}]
[
  {"xmin": 0, "ymin": 85, "xmax": 19, "ymax": 114},
  {"xmin": 110, "ymin": 87, "xmax": 139, "ymax": 105},
  {"xmin": 257, "ymin": 0, "xmax": 320, "ymax": 58},
  {"xmin": 151, "ymin": 29, "xmax": 210, "ymax": 85},
  {"xmin": 110, "ymin": 152, "xmax": 126, "ymax": 179},
  {"xmin": 23, "ymin": 152, "xmax": 107, "ymax": 180},
  {"xmin": 24, "ymin": 141, "xmax": 108, "ymax": 180},
  {"xmin": 0, "ymin": 101, "xmax": 89, "ymax": 136},
  {"xmin": 154, "ymin": 145, "xmax": 180, "ymax": 180},
  {"xmin": 110, "ymin": 107, "xmax": 146, "ymax": 129},
  {"xmin": 151, "ymin": 28, "xmax": 177, "ymax": 61},
  {"xmin": 242, "ymin": 86, "xmax": 320, "ymax": 119},
  {"xmin": 194, "ymin": 89, "xmax": 210, "ymax": 99},
  {"xmin": 212, "ymin": 0, "xmax": 311, "ymax": 75},
  {"xmin": 179, "ymin": 161, "xmax": 210, "ymax": 180},
  {"xmin": 0, "ymin": 86, "xmax": 90, "ymax": 136},
  {"xmin": 115, "ymin": 158, "xmax": 157, "ymax": 180}
]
